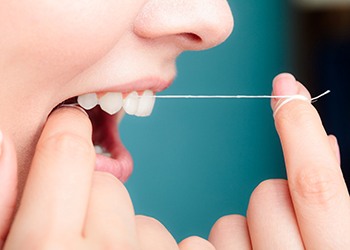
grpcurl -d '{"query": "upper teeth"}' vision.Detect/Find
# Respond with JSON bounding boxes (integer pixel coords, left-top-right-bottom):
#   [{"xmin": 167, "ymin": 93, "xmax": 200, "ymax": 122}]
[
  {"xmin": 99, "ymin": 92, "xmax": 123, "ymax": 115},
  {"xmin": 123, "ymin": 91, "xmax": 139, "ymax": 115},
  {"xmin": 76, "ymin": 93, "xmax": 99, "ymax": 110},
  {"xmin": 77, "ymin": 90, "xmax": 156, "ymax": 117}
]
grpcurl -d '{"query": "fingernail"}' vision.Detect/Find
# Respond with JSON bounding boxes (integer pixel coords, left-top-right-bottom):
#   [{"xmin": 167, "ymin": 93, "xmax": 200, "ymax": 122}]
[
  {"xmin": 50, "ymin": 104, "xmax": 89, "ymax": 118},
  {"xmin": 272, "ymin": 74, "xmax": 308, "ymax": 116},
  {"xmin": 332, "ymin": 136, "xmax": 341, "ymax": 164},
  {"xmin": 273, "ymin": 73, "xmax": 298, "ymax": 96}
]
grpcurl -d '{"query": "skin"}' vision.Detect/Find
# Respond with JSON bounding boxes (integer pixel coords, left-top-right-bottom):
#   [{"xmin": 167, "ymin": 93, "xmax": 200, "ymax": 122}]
[
  {"xmin": 0, "ymin": 0, "xmax": 234, "ymax": 196},
  {"xmin": 208, "ymin": 74, "xmax": 350, "ymax": 249},
  {"xmin": 0, "ymin": 1, "xmax": 349, "ymax": 249}
]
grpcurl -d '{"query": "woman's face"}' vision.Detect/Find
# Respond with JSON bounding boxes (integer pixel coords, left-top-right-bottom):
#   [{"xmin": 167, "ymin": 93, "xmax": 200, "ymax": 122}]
[{"xmin": 0, "ymin": 0, "xmax": 233, "ymax": 188}]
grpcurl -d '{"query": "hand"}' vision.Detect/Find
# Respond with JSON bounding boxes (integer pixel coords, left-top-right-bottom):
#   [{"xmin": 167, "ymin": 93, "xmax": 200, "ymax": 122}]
[
  {"xmin": 2, "ymin": 106, "xmax": 216, "ymax": 250},
  {"xmin": 209, "ymin": 73, "xmax": 350, "ymax": 249}
]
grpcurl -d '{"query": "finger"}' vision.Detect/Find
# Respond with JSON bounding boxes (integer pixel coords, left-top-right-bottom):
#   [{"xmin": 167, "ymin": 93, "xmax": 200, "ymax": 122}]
[
  {"xmin": 328, "ymin": 135, "xmax": 341, "ymax": 165},
  {"xmin": 178, "ymin": 236, "xmax": 215, "ymax": 250},
  {"xmin": 84, "ymin": 172, "xmax": 139, "ymax": 249},
  {"xmin": 11, "ymin": 106, "xmax": 95, "ymax": 237},
  {"xmin": 0, "ymin": 131, "xmax": 17, "ymax": 248},
  {"xmin": 209, "ymin": 214, "xmax": 251, "ymax": 250},
  {"xmin": 135, "ymin": 215, "xmax": 178, "ymax": 250},
  {"xmin": 247, "ymin": 180, "xmax": 304, "ymax": 249},
  {"xmin": 272, "ymin": 73, "xmax": 350, "ymax": 248}
]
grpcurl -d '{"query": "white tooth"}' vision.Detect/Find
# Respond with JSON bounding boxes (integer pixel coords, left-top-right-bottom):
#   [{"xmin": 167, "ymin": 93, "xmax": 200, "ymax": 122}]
[
  {"xmin": 94, "ymin": 145, "xmax": 111, "ymax": 157},
  {"xmin": 135, "ymin": 90, "xmax": 155, "ymax": 117},
  {"xmin": 99, "ymin": 92, "xmax": 123, "ymax": 115},
  {"xmin": 94, "ymin": 145, "xmax": 104, "ymax": 154},
  {"xmin": 102, "ymin": 151, "xmax": 112, "ymax": 157},
  {"xmin": 77, "ymin": 93, "xmax": 98, "ymax": 110},
  {"xmin": 123, "ymin": 91, "xmax": 139, "ymax": 115}
]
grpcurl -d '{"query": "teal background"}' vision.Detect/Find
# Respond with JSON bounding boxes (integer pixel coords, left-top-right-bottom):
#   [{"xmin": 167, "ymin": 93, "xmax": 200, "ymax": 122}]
[{"xmin": 122, "ymin": 0, "xmax": 291, "ymax": 241}]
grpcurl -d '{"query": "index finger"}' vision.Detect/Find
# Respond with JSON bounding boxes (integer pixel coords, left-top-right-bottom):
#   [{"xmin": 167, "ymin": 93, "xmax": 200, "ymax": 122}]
[
  {"xmin": 11, "ymin": 106, "xmax": 95, "ymax": 237},
  {"xmin": 272, "ymin": 73, "xmax": 350, "ymax": 248}
]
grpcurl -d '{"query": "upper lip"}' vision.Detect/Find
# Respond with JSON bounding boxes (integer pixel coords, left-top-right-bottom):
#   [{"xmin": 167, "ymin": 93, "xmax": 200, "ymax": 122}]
[{"xmin": 87, "ymin": 76, "xmax": 175, "ymax": 96}]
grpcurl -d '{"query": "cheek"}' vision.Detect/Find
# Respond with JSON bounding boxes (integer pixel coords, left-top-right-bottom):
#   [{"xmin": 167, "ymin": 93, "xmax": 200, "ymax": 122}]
[{"xmin": 4, "ymin": 0, "xmax": 139, "ymax": 69}]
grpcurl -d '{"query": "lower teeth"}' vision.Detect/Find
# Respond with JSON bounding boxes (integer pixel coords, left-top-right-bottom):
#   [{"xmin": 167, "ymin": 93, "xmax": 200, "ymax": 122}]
[{"xmin": 94, "ymin": 145, "xmax": 111, "ymax": 157}]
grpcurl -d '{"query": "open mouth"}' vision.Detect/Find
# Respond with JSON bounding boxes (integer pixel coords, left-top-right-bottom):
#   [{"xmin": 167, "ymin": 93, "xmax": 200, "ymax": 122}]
[{"xmin": 58, "ymin": 90, "xmax": 156, "ymax": 182}]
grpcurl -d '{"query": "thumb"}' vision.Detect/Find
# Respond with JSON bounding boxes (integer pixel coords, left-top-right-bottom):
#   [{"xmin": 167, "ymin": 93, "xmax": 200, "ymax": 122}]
[{"xmin": 0, "ymin": 131, "xmax": 18, "ymax": 249}]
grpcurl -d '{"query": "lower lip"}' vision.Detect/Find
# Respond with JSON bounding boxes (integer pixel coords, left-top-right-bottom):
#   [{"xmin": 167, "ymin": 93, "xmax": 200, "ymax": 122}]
[
  {"xmin": 95, "ymin": 147, "xmax": 133, "ymax": 182},
  {"xmin": 99, "ymin": 77, "xmax": 174, "ymax": 94}
]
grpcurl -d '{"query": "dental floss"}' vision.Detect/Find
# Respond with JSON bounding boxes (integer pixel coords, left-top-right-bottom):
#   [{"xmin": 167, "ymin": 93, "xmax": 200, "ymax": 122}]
[
  {"xmin": 310, "ymin": 90, "xmax": 331, "ymax": 103},
  {"xmin": 153, "ymin": 90, "xmax": 330, "ymax": 101},
  {"xmin": 273, "ymin": 95, "xmax": 309, "ymax": 117},
  {"xmin": 271, "ymin": 90, "xmax": 331, "ymax": 117},
  {"xmin": 69, "ymin": 90, "xmax": 330, "ymax": 107}
]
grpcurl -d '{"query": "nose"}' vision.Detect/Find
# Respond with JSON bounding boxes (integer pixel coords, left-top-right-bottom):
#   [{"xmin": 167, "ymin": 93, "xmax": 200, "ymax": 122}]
[{"xmin": 134, "ymin": 0, "xmax": 234, "ymax": 51}]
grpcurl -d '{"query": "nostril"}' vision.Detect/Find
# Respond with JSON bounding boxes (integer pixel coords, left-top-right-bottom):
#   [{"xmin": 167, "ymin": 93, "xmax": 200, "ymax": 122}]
[
  {"xmin": 180, "ymin": 32, "xmax": 202, "ymax": 43},
  {"xmin": 134, "ymin": 0, "xmax": 233, "ymax": 51}
]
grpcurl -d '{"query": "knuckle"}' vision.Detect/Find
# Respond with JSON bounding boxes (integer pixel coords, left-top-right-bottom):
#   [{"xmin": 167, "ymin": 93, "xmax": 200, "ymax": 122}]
[
  {"xmin": 40, "ymin": 132, "xmax": 93, "ymax": 157},
  {"xmin": 39, "ymin": 244, "xmax": 63, "ymax": 250},
  {"xmin": 212, "ymin": 214, "xmax": 247, "ymax": 233},
  {"xmin": 180, "ymin": 236, "xmax": 215, "ymax": 250},
  {"xmin": 248, "ymin": 179, "xmax": 289, "ymax": 217},
  {"xmin": 209, "ymin": 215, "xmax": 248, "ymax": 244},
  {"xmin": 135, "ymin": 215, "xmax": 167, "ymax": 233},
  {"xmin": 37, "ymin": 239, "xmax": 70, "ymax": 250},
  {"xmin": 105, "ymin": 242, "xmax": 136, "ymax": 250},
  {"xmin": 92, "ymin": 172, "xmax": 133, "ymax": 209},
  {"xmin": 91, "ymin": 240, "xmax": 136, "ymax": 250},
  {"xmin": 136, "ymin": 215, "xmax": 161, "ymax": 226},
  {"xmin": 293, "ymin": 167, "xmax": 340, "ymax": 206},
  {"xmin": 93, "ymin": 171, "xmax": 120, "ymax": 188},
  {"xmin": 275, "ymin": 101, "xmax": 316, "ymax": 129},
  {"xmin": 250, "ymin": 179, "xmax": 288, "ymax": 202},
  {"xmin": 87, "ymin": 236, "xmax": 137, "ymax": 250}
]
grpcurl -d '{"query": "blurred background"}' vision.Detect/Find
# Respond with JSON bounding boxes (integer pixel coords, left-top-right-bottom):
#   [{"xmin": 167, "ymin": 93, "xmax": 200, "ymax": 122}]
[{"xmin": 121, "ymin": 0, "xmax": 350, "ymax": 242}]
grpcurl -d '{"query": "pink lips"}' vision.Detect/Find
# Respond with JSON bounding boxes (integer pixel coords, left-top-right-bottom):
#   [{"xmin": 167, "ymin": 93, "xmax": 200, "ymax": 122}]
[
  {"xmin": 94, "ymin": 77, "xmax": 174, "ymax": 94},
  {"xmin": 95, "ymin": 148, "xmax": 133, "ymax": 183}
]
